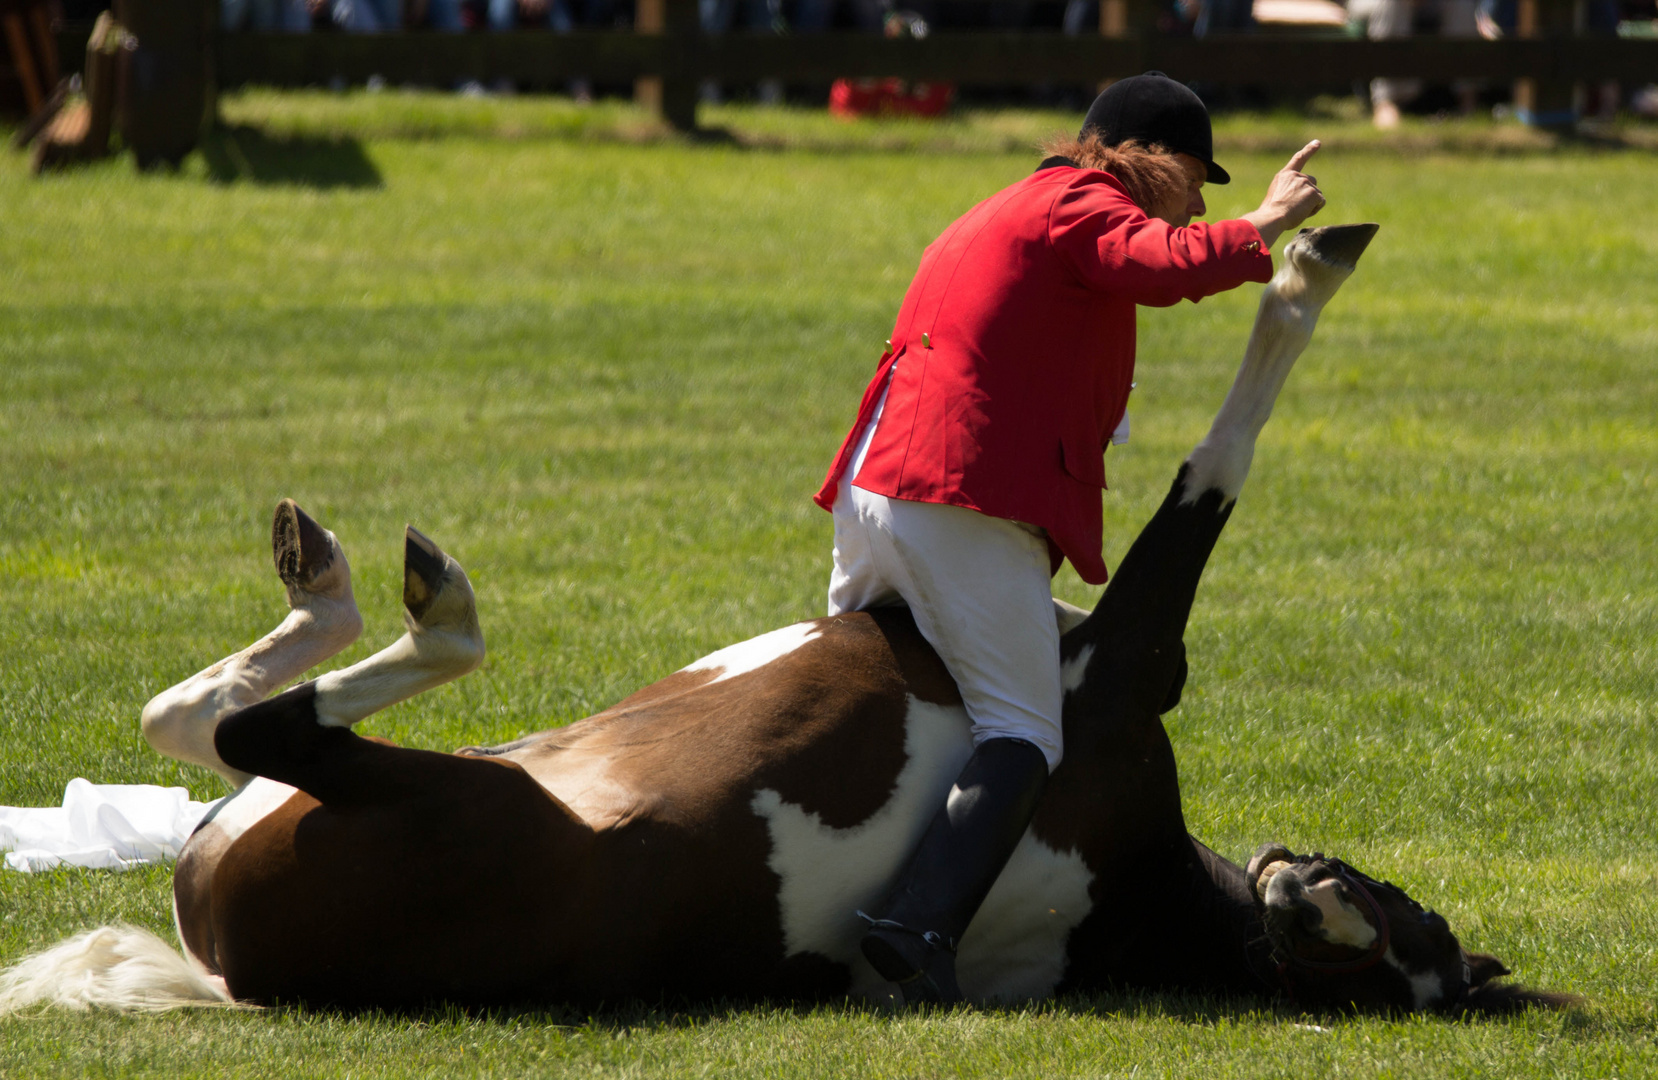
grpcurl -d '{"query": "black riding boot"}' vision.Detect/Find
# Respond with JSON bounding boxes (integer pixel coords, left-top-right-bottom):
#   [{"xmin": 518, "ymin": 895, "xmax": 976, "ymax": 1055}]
[{"xmin": 858, "ymin": 737, "xmax": 1050, "ymax": 1004}]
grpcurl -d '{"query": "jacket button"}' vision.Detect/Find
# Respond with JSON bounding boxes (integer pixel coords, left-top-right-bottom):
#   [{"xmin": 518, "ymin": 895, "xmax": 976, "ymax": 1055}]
[
  {"xmin": 885, "ymin": 339, "xmax": 892, "ymax": 350},
  {"xmin": 1244, "ymin": 240, "xmax": 1261, "ymax": 252},
  {"xmin": 922, "ymin": 333, "xmax": 932, "ymax": 348}
]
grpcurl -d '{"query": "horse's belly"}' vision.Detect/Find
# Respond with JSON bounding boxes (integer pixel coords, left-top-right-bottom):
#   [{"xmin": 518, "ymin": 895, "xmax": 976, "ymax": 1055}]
[{"xmin": 750, "ymin": 695, "xmax": 1096, "ymax": 1003}]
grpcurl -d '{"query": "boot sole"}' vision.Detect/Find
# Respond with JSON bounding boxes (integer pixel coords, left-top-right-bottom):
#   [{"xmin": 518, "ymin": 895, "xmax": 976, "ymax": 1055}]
[{"xmin": 861, "ymin": 932, "xmax": 923, "ymax": 984}]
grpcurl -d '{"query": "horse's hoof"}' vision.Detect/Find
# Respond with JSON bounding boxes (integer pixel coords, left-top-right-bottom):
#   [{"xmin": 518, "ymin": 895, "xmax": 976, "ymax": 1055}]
[
  {"xmin": 402, "ymin": 526, "xmax": 449, "ymax": 623},
  {"xmin": 1298, "ymin": 223, "xmax": 1379, "ymax": 269},
  {"xmin": 399, "ymin": 525, "xmax": 485, "ymax": 668},
  {"xmin": 403, "ymin": 526, "xmax": 481, "ymax": 633},
  {"xmin": 272, "ymin": 500, "xmax": 335, "ymax": 592}
]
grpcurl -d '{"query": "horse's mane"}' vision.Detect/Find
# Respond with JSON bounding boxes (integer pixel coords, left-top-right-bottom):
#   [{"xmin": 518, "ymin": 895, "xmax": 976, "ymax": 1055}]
[
  {"xmin": 1456, "ymin": 953, "xmax": 1582, "ymax": 1015},
  {"xmin": 1458, "ymin": 980, "xmax": 1583, "ymax": 1015}
]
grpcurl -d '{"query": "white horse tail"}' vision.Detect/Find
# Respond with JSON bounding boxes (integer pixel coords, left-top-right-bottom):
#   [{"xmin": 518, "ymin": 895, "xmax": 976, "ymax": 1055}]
[{"xmin": 0, "ymin": 925, "xmax": 237, "ymax": 1014}]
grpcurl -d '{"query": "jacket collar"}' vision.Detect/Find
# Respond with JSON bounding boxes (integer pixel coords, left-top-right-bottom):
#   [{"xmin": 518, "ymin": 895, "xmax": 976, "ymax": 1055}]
[{"xmin": 1034, "ymin": 155, "xmax": 1081, "ymax": 172}]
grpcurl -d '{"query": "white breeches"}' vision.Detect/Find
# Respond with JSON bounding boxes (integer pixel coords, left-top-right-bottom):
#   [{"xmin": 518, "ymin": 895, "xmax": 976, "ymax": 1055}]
[{"xmin": 827, "ymin": 471, "xmax": 1065, "ymax": 773}]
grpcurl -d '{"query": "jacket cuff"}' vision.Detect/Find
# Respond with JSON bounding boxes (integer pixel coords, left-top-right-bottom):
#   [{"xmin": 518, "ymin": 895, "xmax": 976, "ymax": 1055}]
[{"xmin": 1217, "ymin": 218, "xmax": 1275, "ymax": 283}]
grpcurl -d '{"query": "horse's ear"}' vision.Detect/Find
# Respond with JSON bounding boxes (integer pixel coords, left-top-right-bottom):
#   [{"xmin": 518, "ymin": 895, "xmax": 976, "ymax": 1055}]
[{"xmin": 1465, "ymin": 951, "xmax": 1511, "ymax": 987}]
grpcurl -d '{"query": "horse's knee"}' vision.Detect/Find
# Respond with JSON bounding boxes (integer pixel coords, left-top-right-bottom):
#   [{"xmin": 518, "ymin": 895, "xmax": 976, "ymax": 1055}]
[
  {"xmin": 140, "ymin": 681, "xmax": 204, "ymax": 759},
  {"xmin": 141, "ymin": 676, "xmax": 252, "ymax": 786}
]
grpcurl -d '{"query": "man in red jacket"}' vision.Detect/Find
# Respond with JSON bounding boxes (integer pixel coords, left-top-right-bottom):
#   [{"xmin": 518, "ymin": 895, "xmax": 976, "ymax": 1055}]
[{"xmin": 815, "ymin": 72, "xmax": 1328, "ymax": 1003}]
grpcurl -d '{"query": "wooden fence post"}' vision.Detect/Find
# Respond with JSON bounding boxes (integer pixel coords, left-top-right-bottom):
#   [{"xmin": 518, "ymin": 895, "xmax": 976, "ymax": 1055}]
[
  {"xmin": 1, "ymin": 0, "xmax": 60, "ymax": 115},
  {"xmin": 115, "ymin": 0, "xmax": 215, "ymax": 167},
  {"xmin": 1099, "ymin": 0, "xmax": 1127, "ymax": 38},
  {"xmin": 634, "ymin": 0, "xmax": 663, "ymax": 112},
  {"xmin": 1097, "ymin": 0, "xmax": 1153, "ymax": 95},
  {"xmin": 1514, "ymin": 0, "xmax": 1580, "ymax": 130},
  {"xmin": 637, "ymin": 0, "xmax": 697, "ymax": 131}
]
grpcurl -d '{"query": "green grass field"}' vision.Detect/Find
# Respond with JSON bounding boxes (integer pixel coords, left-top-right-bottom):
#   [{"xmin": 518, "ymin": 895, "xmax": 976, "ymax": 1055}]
[{"xmin": 1, "ymin": 92, "xmax": 1655, "ymax": 1077}]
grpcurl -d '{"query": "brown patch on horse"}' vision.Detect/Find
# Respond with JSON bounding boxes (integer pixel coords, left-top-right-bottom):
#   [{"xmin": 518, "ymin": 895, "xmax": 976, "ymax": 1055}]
[
  {"xmin": 211, "ymin": 745, "xmax": 594, "ymax": 1007},
  {"xmin": 508, "ymin": 612, "xmax": 954, "ymax": 834},
  {"xmin": 437, "ymin": 609, "xmax": 964, "ymax": 1001},
  {"xmin": 173, "ymin": 825, "xmax": 230, "ymax": 977}
]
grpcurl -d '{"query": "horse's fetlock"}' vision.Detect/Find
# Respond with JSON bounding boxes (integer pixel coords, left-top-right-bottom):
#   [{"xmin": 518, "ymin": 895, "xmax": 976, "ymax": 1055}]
[
  {"xmin": 286, "ymin": 600, "xmax": 365, "ymax": 654},
  {"xmin": 416, "ymin": 622, "xmax": 487, "ymax": 674}
]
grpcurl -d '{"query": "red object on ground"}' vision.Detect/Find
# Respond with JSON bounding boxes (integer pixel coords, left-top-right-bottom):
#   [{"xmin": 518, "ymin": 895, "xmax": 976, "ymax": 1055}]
[{"xmin": 829, "ymin": 77, "xmax": 954, "ymax": 119}]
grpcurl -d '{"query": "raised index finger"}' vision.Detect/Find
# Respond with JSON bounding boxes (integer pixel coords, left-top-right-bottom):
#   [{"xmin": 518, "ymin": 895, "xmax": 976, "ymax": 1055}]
[{"xmin": 1285, "ymin": 139, "xmax": 1321, "ymax": 173}]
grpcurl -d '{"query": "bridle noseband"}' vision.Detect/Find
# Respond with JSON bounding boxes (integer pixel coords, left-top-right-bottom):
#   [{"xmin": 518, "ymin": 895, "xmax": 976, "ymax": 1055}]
[
  {"xmin": 1276, "ymin": 857, "xmax": 1392, "ymax": 975},
  {"xmin": 1253, "ymin": 854, "xmax": 1473, "ymax": 1009},
  {"xmin": 1252, "ymin": 855, "xmax": 1391, "ymax": 1002}
]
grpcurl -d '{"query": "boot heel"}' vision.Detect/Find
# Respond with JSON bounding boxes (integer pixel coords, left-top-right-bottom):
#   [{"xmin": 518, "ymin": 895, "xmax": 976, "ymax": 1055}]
[{"xmin": 861, "ymin": 927, "xmax": 924, "ymax": 983}]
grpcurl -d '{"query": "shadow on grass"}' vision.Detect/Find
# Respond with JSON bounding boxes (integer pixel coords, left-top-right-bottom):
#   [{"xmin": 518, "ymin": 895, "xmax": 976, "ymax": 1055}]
[
  {"xmin": 265, "ymin": 986, "xmax": 1503, "ymax": 1032},
  {"xmin": 199, "ymin": 124, "xmax": 383, "ymax": 189}
]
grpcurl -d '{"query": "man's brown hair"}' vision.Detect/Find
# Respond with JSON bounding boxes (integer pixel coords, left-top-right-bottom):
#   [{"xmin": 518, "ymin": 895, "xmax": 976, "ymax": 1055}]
[{"xmin": 1038, "ymin": 133, "xmax": 1188, "ymax": 216}]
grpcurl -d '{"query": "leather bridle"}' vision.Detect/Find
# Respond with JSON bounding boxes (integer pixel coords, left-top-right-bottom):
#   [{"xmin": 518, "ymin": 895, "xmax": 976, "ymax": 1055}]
[
  {"xmin": 1274, "ymin": 857, "xmax": 1392, "ymax": 975},
  {"xmin": 1253, "ymin": 854, "xmax": 1473, "ymax": 1009}
]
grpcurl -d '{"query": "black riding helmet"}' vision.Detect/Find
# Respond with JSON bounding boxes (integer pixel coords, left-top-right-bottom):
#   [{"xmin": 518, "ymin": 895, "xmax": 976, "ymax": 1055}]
[{"xmin": 1079, "ymin": 72, "xmax": 1231, "ymax": 185}]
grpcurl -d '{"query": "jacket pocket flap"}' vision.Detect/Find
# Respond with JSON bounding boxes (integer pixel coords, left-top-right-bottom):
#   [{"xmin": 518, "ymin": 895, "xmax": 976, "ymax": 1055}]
[{"xmin": 1060, "ymin": 437, "xmax": 1107, "ymax": 489}]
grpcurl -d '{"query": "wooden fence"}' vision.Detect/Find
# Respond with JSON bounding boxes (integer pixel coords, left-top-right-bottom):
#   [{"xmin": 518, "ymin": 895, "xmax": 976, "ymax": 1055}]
[{"xmin": 53, "ymin": 0, "xmax": 1658, "ymax": 132}]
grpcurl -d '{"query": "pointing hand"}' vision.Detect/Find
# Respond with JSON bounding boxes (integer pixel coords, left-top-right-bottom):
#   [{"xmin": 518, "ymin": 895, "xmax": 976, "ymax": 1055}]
[{"xmin": 1243, "ymin": 140, "xmax": 1327, "ymax": 250}]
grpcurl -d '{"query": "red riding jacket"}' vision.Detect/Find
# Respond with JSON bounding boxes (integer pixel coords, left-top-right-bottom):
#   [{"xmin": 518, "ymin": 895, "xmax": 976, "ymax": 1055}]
[{"xmin": 814, "ymin": 165, "xmax": 1274, "ymax": 585}]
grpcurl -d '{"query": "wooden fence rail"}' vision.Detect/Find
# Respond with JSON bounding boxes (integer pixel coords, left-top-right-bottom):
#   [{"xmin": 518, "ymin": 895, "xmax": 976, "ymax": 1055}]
[
  {"xmin": 194, "ymin": 32, "xmax": 1657, "ymax": 86},
  {"xmin": 51, "ymin": 5, "xmax": 1658, "ymax": 133}
]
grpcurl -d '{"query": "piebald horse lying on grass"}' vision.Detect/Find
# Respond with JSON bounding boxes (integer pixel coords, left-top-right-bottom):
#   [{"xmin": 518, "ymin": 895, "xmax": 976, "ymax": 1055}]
[{"xmin": 0, "ymin": 224, "xmax": 1571, "ymax": 1015}]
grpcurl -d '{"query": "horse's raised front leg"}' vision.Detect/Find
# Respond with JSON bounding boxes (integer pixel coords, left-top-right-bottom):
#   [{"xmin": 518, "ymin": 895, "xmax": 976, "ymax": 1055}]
[
  {"xmin": 1182, "ymin": 223, "xmax": 1381, "ymax": 507},
  {"xmin": 141, "ymin": 500, "xmax": 364, "ymax": 787},
  {"xmin": 211, "ymin": 526, "xmax": 485, "ymax": 798},
  {"xmin": 1063, "ymin": 224, "xmax": 1379, "ymax": 712}
]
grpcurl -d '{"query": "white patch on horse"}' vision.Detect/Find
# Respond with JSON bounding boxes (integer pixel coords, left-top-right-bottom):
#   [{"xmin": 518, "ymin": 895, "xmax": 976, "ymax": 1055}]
[
  {"xmin": 751, "ymin": 697, "xmax": 1094, "ymax": 1003},
  {"xmin": 1384, "ymin": 947, "xmax": 1446, "ymax": 1010},
  {"xmin": 312, "ymin": 618, "xmax": 485, "ymax": 729},
  {"xmin": 194, "ymin": 776, "xmax": 298, "ymax": 846},
  {"xmin": 679, "ymin": 622, "xmax": 823, "ymax": 685},
  {"xmin": 1061, "ymin": 645, "xmax": 1095, "ymax": 695},
  {"xmin": 954, "ymin": 830, "xmax": 1096, "ymax": 1002},
  {"xmin": 1302, "ymin": 877, "xmax": 1378, "ymax": 949},
  {"xmin": 1051, "ymin": 599, "xmax": 1090, "ymax": 637}
]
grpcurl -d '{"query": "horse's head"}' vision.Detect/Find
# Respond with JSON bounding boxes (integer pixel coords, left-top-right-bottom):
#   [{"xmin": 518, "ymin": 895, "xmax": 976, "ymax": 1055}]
[{"xmin": 1244, "ymin": 842, "xmax": 1575, "ymax": 1015}]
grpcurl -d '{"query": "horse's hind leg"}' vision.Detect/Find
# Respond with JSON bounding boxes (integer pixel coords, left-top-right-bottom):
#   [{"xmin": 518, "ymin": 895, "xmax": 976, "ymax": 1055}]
[
  {"xmin": 213, "ymin": 526, "xmax": 485, "ymax": 794},
  {"xmin": 310, "ymin": 524, "xmax": 485, "ymax": 728},
  {"xmin": 141, "ymin": 500, "xmax": 363, "ymax": 786},
  {"xmin": 1066, "ymin": 225, "xmax": 1379, "ymax": 708}
]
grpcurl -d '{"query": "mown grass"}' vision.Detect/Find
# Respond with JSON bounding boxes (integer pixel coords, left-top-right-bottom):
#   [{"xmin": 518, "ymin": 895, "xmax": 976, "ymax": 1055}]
[{"xmin": 1, "ymin": 91, "xmax": 1655, "ymax": 1076}]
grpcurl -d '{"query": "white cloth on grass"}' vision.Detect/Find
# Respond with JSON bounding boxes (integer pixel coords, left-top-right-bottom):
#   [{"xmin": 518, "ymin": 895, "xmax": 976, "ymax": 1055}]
[{"xmin": 0, "ymin": 779, "xmax": 223, "ymax": 872}]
